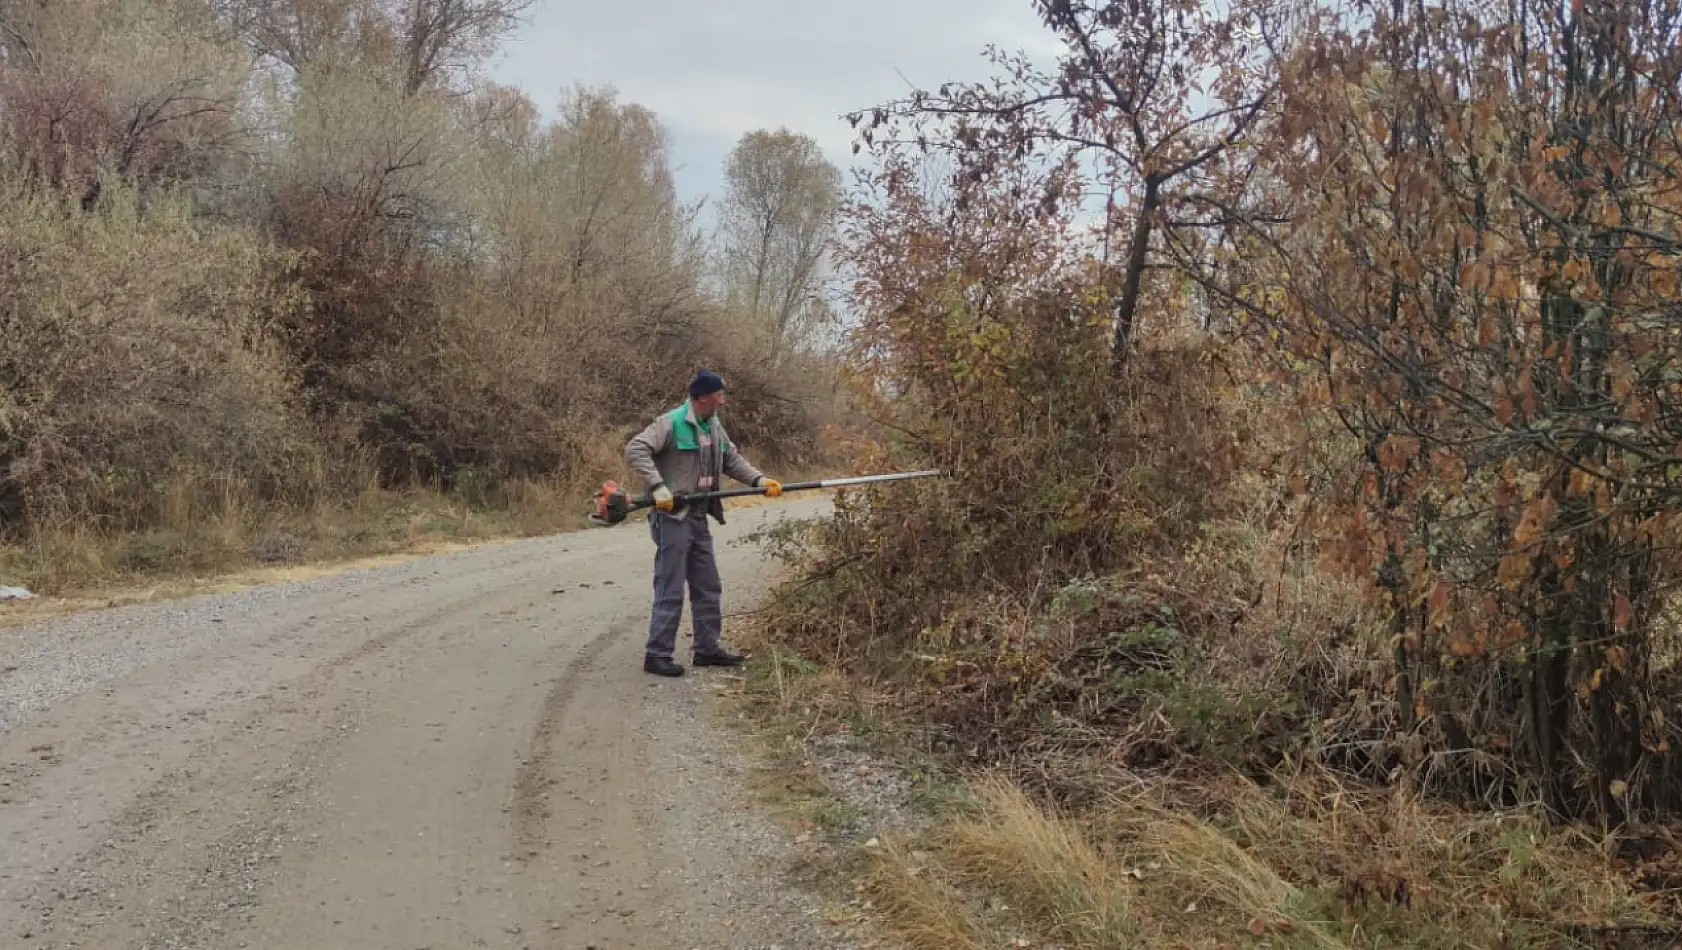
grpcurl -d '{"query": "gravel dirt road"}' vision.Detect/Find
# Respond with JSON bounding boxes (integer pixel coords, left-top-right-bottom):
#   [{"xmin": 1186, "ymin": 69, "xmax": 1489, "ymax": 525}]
[{"xmin": 0, "ymin": 498, "xmax": 857, "ymax": 950}]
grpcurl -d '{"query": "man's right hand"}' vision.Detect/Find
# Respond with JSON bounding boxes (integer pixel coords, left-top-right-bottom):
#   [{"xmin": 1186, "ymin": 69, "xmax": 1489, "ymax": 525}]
[{"xmin": 652, "ymin": 485, "xmax": 675, "ymax": 511}]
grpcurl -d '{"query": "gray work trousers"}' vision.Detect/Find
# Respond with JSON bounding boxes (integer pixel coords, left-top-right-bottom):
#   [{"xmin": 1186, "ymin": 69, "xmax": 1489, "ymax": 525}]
[{"xmin": 644, "ymin": 511, "xmax": 723, "ymax": 659}]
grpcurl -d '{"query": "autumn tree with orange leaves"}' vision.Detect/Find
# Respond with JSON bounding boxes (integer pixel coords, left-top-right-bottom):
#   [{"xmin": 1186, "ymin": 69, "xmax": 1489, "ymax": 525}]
[
  {"xmin": 1198, "ymin": 0, "xmax": 1682, "ymax": 823},
  {"xmin": 801, "ymin": 0, "xmax": 1682, "ymax": 828}
]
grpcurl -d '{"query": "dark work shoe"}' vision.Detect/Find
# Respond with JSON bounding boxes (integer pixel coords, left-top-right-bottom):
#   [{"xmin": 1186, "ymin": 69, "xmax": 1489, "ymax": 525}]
[
  {"xmin": 644, "ymin": 655, "xmax": 685, "ymax": 677},
  {"xmin": 692, "ymin": 648, "xmax": 744, "ymax": 667}
]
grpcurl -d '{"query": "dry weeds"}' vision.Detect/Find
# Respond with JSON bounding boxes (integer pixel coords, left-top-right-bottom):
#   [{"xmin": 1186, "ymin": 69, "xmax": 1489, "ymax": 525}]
[{"xmin": 858, "ymin": 767, "xmax": 1664, "ymax": 950}]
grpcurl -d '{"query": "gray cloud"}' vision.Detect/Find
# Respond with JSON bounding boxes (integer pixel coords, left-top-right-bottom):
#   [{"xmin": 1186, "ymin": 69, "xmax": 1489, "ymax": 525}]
[{"xmin": 487, "ymin": 0, "xmax": 1059, "ymax": 212}]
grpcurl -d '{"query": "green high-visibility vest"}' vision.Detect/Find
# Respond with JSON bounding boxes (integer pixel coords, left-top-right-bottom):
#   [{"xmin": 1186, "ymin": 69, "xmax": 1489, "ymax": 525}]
[{"xmin": 667, "ymin": 401, "xmax": 731, "ymax": 455}]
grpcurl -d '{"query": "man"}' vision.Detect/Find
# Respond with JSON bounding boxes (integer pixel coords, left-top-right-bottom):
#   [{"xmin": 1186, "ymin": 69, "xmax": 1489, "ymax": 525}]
[{"xmin": 625, "ymin": 369, "xmax": 782, "ymax": 677}]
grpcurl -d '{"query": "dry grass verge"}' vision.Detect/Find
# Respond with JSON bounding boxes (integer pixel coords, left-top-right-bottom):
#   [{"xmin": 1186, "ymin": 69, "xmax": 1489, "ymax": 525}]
[
  {"xmin": 0, "ymin": 476, "xmax": 581, "ymax": 618},
  {"xmin": 733, "ymin": 626, "xmax": 1671, "ymax": 950},
  {"xmin": 871, "ymin": 771, "xmax": 1660, "ymax": 950}
]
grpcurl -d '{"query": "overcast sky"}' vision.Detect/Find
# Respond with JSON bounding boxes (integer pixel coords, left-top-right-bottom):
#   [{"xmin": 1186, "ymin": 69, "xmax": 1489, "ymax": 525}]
[{"xmin": 487, "ymin": 0, "xmax": 1060, "ymax": 220}]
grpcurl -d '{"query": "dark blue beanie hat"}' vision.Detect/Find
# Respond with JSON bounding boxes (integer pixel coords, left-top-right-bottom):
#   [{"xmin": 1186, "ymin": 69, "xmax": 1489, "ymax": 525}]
[{"xmin": 688, "ymin": 369, "xmax": 726, "ymax": 398}]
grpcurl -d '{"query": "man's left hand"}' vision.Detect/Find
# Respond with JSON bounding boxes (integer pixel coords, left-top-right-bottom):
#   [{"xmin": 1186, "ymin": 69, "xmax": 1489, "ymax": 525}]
[{"xmin": 760, "ymin": 478, "xmax": 782, "ymax": 498}]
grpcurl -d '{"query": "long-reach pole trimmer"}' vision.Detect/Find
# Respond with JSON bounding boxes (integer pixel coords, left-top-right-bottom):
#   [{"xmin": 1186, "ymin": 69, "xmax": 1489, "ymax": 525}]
[{"xmin": 589, "ymin": 470, "xmax": 941, "ymax": 527}]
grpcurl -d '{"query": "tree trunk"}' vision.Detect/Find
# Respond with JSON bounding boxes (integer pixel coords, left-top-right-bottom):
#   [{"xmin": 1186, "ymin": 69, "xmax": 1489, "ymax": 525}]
[
  {"xmin": 1110, "ymin": 174, "xmax": 1160, "ymax": 376},
  {"xmin": 404, "ymin": 0, "xmax": 430, "ymax": 96}
]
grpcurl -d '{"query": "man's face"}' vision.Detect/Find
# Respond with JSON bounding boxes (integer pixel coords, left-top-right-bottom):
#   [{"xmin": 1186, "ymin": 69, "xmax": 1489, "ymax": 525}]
[{"xmin": 692, "ymin": 391, "xmax": 725, "ymax": 418}]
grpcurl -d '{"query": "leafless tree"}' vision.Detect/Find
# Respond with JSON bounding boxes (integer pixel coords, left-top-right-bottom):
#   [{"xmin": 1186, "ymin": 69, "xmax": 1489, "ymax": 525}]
[
  {"xmin": 716, "ymin": 128, "xmax": 842, "ymax": 366},
  {"xmin": 224, "ymin": 0, "xmax": 530, "ymax": 94},
  {"xmin": 853, "ymin": 0, "xmax": 1284, "ymax": 374},
  {"xmin": 399, "ymin": 0, "xmax": 530, "ymax": 95}
]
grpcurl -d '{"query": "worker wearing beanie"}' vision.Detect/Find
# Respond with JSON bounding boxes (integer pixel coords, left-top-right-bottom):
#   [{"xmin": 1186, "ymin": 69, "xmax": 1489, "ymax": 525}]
[{"xmin": 624, "ymin": 370, "xmax": 782, "ymax": 677}]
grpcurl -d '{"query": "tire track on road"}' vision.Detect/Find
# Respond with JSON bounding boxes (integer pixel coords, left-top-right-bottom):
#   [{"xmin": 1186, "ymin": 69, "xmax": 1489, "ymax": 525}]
[{"xmin": 511, "ymin": 617, "xmax": 633, "ymax": 860}]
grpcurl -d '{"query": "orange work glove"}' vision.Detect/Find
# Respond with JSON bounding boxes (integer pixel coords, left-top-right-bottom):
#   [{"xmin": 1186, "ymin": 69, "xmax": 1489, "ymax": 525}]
[{"xmin": 760, "ymin": 478, "xmax": 782, "ymax": 498}]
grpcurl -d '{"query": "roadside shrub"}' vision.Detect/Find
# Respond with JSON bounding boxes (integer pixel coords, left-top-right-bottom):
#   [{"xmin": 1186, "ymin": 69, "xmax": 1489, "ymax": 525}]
[
  {"xmin": 0, "ymin": 169, "xmax": 323, "ymax": 534},
  {"xmin": 761, "ymin": 270, "xmax": 1260, "ymax": 776}
]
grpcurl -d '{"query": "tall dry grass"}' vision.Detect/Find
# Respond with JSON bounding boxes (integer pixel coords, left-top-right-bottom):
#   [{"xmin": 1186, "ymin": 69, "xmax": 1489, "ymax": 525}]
[
  {"xmin": 0, "ymin": 169, "xmax": 325, "ymax": 532},
  {"xmin": 867, "ymin": 770, "xmax": 1659, "ymax": 950}
]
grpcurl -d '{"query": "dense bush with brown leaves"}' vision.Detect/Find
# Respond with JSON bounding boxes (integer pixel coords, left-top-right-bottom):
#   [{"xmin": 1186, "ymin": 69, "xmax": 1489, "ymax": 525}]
[
  {"xmin": 758, "ymin": 148, "xmax": 1270, "ymax": 788},
  {"xmin": 1232, "ymin": 0, "xmax": 1682, "ymax": 823},
  {"xmin": 762, "ymin": 0, "xmax": 1682, "ymax": 842},
  {"xmin": 0, "ymin": 172, "xmax": 328, "ymax": 531}
]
